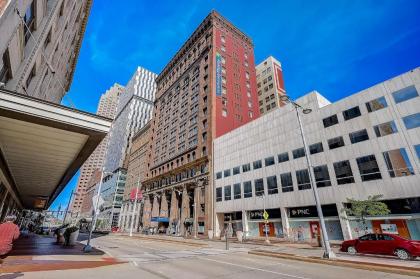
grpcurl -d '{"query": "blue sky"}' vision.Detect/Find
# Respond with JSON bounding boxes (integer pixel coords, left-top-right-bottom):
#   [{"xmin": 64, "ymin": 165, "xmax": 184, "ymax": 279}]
[{"xmin": 50, "ymin": 0, "xmax": 420, "ymax": 210}]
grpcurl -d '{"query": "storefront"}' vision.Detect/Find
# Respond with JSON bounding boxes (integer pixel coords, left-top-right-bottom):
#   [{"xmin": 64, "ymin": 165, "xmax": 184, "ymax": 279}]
[
  {"xmin": 223, "ymin": 212, "xmax": 243, "ymax": 236},
  {"xmin": 287, "ymin": 204, "xmax": 343, "ymax": 241},
  {"xmin": 151, "ymin": 217, "xmax": 170, "ymax": 233},
  {"xmin": 348, "ymin": 197, "xmax": 420, "ymax": 240},
  {"xmin": 247, "ymin": 208, "xmax": 283, "ymax": 238}
]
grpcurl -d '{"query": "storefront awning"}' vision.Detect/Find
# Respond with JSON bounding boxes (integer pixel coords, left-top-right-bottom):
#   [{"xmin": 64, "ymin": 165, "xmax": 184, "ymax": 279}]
[{"xmin": 0, "ymin": 89, "xmax": 111, "ymax": 209}]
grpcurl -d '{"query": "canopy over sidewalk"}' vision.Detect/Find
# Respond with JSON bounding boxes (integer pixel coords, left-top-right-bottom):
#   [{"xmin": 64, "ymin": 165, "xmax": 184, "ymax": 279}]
[{"xmin": 0, "ymin": 88, "xmax": 111, "ymax": 211}]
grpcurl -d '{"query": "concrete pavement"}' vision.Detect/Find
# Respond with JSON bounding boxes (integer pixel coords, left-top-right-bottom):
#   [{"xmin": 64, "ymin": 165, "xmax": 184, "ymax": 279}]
[{"xmin": 9, "ymin": 234, "xmax": 414, "ymax": 278}]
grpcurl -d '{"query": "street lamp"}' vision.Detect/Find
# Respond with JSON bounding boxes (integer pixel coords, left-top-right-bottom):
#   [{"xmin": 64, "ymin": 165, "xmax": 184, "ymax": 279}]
[
  {"xmin": 280, "ymin": 95, "xmax": 335, "ymax": 259},
  {"xmin": 83, "ymin": 169, "xmax": 112, "ymax": 252}
]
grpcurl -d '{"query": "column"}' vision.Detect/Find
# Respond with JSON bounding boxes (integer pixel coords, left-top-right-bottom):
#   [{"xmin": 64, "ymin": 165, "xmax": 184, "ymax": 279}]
[
  {"xmin": 169, "ymin": 189, "xmax": 179, "ymax": 234},
  {"xmin": 280, "ymin": 207, "xmax": 290, "ymax": 239},
  {"xmin": 143, "ymin": 196, "xmax": 151, "ymax": 229},
  {"xmin": 242, "ymin": 210, "xmax": 248, "ymax": 235},
  {"xmin": 151, "ymin": 194, "xmax": 160, "ymax": 228},
  {"xmin": 117, "ymin": 202, "xmax": 124, "ymax": 230},
  {"xmin": 180, "ymin": 186, "xmax": 190, "ymax": 236},
  {"xmin": 193, "ymin": 187, "xmax": 200, "ymax": 237},
  {"xmin": 336, "ymin": 202, "xmax": 352, "ymax": 240}
]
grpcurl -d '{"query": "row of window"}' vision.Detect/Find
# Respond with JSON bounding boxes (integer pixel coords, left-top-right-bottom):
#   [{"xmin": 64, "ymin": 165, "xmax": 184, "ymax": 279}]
[
  {"xmin": 216, "ymin": 118, "xmax": 416, "ymax": 179},
  {"xmin": 216, "ymin": 148, "xmax": 416, "ymax": 202},
  {"xmin": 322, "ymin": 86, "xmax": 419, "ymax": 128}
]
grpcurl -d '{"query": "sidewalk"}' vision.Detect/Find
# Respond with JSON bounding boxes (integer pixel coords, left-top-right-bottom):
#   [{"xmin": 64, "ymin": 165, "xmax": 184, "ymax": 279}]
[
  {"xmin": 0, "ymin": 233, "xmax": 122, "ymax": 273},
  {"xmin": 250, "ymin": 245, "xmax": 420, "ymax": 277}
]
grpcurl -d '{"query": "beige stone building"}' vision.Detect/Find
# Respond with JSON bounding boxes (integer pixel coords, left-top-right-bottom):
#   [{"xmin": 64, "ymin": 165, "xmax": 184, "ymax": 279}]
[
  {"xmin": 118, "ymin": 122, "xmax": 151, "ymax": 232},
  {"xmin": 70, "ymin": 83, "xmax": 124, "ymax": 214},
  {"xmin": 256, "ymin": 56, "xmax": 286, "ymax": 115},
  {"xmin": 0, "ymin": 0, "xmax": 91, "ymax": 103}
]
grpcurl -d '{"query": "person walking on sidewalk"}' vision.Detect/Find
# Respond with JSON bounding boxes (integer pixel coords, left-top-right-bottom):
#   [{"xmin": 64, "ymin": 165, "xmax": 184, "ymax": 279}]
[{"xmin": 0, "ymin": 215, "xmax": 20, "ymax": 263}]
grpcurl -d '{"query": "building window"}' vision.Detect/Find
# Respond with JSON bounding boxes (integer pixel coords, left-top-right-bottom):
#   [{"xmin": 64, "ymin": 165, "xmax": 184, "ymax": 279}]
[
  {"xmin": 254, "ymin": 179, "xmax": 264, "ymax": 196},
  {"xmin": 278, "ymin": 152, "xmax": 289, "ymax": 163},
  {"xmin": 383, "ymin": 148, "xmax": 414, "ymax": 177},
  {"xmin": 233, "ymin": 166, "xmax": 240, "ymax": 175},
  {"xmin": 26, "ymin": 64, "xmax": 36, "ymax": 89},
  {"xmin": 0, "ymin": 50, "xmax": 11, "ymax": 83},
  {"xmin": 216, "ymin": 172, "xmax": 222, "ymax": 179},
  {"xmin": 224, "ymin": 185, "xmax": 231, "ymax": 201},
  {"xmin": 328, "ymin": 136, "xmax": 345, "ymax": 149},
  {"xmin": 253, "ymin": 160, "xmax": 262, "ymax": 169},
  {"xmin": 349, "ymin": 129, "xmax": 369, "ymax": 144},
  {"xmin": 415, "ymin": 144, "xmax": 420, "ymax": 161},
  {"xmin": 267, "ymin": 176, "xmax": 278, "ymax": 195},
  {"xmin": 234, "ymin": 183, "xmax": 241, "ymax": 199},
  {"xmin": 292, "ymin": 147, "xmax": 305, "ymax": 159},
  {"xmin": 323, "ymin": 115, "xmax": 338, "ymax": 128},
  {"xmin": 343, "ymin": 106, "xmax": 361, "ymax": 121},
  {"xmin": 242, "ymin": 163, "xmax": 251, "ymax": 172},
  {"xmin": 24, "ymin": 1, "xmax": 35, "ymax": 43},
  {"xmin": 392, "ymin": 86, "xmax": 419, "ymax": 104},
  {"xmin": 222, "ymin": 109, "xmax": 227, "ymax": 117},
  {"xmin": 356, "ymin": 155, "xmax": 382, "ymax": 181},
  {"xmin": 403, "ymin": 113, "xmax": 420, "ymax": 130},
  {"xmin": 265, "ymin": 156, "xmax": 275, "ymax": 166},
  {"xmin": 333, "ymin": 160, "xmax": 355, "ymax": 185},
  {"xmin": 243, "ymin": 181, "xmax": 252, "ymax": 198},
  {"xmin": 374, "ymin": 121, "xmax": 398, "ymax": 137},
  {"xmin": 280, "ymin": 173, "xmax": 293, "ymax": 192},
  {"xmin": 313, "ymin": 165, "xmax": 331, "ymax": 187},
  {"xmin": 216, "ymin": 187, "xmax": 222, "ymax": 202},
  {"xmin": 366, "ymin": 96, "xmax": 387, "ymax": 112},
  {"xmin": 296, "ymin": 169, "xmax": 311, "ymax": 190},
  {"xmin": 224, "ymin": 169, "xmax": 231, "ymax": 177},
  {"xmin": 309, "ymin": 142, "xmax": 323, "ymax": 155}
]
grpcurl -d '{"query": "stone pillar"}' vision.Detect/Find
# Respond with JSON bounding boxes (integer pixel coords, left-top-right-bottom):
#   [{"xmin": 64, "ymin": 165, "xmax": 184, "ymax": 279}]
[
  {"xmin": 242, "ymin": 210, "xmax": 248, "ymax": 234},
  {"xmin": 280, "ymin": 207, "xmax": 290, "ymax": 239},
  {"xmin": 160, "ymin": 192, "xmax": 169, "ymax": 218},
  {"xmin": 169, "ymin": 190, "xmax": 179, "ymax": 234},
  {"xmin": 180, "ymin": 186, "xmax": 190, "ymax": 236},
  {"xmin": 193, "ymin": 187, "xmax": 200, "ymax": 237},
  {"xmin": 151, "ymin": 194, "xmax": 160, "ymax": 228},
  {"xmin": 336, "ymin": 202, "xmax": 352, "ymax": 240},
  {"xmin": 142, "ymin": 196, "xmax": 151, "ymax": 228}
]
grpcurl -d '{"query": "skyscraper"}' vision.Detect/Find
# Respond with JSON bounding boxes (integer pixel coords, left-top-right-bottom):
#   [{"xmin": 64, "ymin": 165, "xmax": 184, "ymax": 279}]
[
  {"xmin": 103, "ymin": 67, "xmax": 157, "ymax": 173},
  {"xmin": 142, "ymin": 11, "xmax": 260, "ymax": 237},
  {"xmin": 0, "ymin": 0, "xmax": 92, "ymax": 103},
  {"xmin": 70, "ymin": 83, "xmax": 124, "ymax": 214},
  {"xmin": 256, "ymin": 56, "xmax": 286, "ymax": 115}
]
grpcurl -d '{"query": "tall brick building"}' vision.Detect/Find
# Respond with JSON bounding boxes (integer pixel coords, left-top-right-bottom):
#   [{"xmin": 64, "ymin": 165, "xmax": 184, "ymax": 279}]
[{"xmin": 142, "ymin": 11, "xmax": 260, "ymax": 237}]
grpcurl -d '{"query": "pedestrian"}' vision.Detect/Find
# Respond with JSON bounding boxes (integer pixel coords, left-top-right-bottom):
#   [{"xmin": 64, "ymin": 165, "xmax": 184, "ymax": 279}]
[{"xmin": 0, "ymin": 215, "xmax": 20, "ymax": 264}]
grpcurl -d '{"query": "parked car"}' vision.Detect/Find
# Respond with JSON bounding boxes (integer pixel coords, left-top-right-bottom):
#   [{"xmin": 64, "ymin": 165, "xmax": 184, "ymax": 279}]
[{"xmin": 340, "ymin": 233, "xmax": 420, "ymax": 260}]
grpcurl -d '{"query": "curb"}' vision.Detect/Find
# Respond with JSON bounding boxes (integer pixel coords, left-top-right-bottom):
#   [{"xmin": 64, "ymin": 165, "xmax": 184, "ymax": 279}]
[
  {"xmin": 115, "ymin": 234, "xmax": 208, "ymax": 247},
  {"xmin": 249, "ymin": 250, "xmax": 420, "ymax": 277}
]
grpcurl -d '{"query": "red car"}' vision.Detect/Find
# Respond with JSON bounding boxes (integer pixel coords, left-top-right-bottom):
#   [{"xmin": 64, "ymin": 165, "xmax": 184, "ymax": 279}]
[{"xmin": 340, "ymin": 233, "xmax": 420, "ymax": 260}]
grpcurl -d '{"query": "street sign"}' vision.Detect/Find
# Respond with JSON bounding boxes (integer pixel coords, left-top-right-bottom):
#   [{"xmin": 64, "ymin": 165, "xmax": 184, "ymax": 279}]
[{"xmin": 263, "ymin": 210, "xmax": 269, "ymax": 220}]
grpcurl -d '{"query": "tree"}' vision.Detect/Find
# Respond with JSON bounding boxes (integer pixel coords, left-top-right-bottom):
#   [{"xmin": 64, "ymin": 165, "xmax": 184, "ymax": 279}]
[{"xmin": 341, "ymin": 195, "xmax": 391, "ymax": 235}]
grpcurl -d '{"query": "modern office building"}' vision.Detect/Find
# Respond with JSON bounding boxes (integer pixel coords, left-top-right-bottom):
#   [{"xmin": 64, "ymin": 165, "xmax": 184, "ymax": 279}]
[
  {"xmin": 96, "ymin": 168, "xmax": 127, "ymax": 231},
  {"xmin": 118, "ymin": 122, "xmax": 151, "ymax": 232},
  {"xmin": 70, "ymin": 83, "xmax": 124, "ymax": 214},
  {"xmin": 143, "ymin": 11, "xmax": 260, "ymax": 237},
  {"xmin": 214, "ymin": 68, "xmax": 420, "ymax": 242},
  {"xmin": 103, "ymin": 67, "xmax": 156, "ymax": 174},
  {"xmin": 0, "ymin": 0, "xmax": 91, "ymax": 103},
  {"xmin": 256, "ymin": 56, "xmax": 286, "ymax": 115}
]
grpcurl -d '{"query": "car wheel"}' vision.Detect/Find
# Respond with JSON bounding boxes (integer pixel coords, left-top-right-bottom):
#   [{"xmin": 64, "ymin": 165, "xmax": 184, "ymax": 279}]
[
  {"xmin": 395, "ymin": 249, "xmax": 412, "ymax": 260},
  {"xmin": 347, "ymin": 246, "xmax": 357, "ymax": 255}
]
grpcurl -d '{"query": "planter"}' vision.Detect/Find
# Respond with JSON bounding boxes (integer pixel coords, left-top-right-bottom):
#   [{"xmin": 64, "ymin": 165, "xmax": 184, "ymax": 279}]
[
  {"xmin": 236, "ymin": 231, "xmax": 243, "ymax": 242},
  {"xmin": 67, "ymin": 230, "xmax": 79, "ymax": 246}
]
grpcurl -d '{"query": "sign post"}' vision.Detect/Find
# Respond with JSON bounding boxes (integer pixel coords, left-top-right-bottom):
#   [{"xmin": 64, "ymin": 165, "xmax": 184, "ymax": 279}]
[{"xmin": 263, "ymin": 209, "xmax": 270, "ymax": 244}]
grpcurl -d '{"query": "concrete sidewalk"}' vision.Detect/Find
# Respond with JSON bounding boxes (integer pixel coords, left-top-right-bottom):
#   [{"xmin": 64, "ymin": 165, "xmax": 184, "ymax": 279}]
[{"xmin": 0, "ymin": 233, "xmax": 122, "ymax": 273}]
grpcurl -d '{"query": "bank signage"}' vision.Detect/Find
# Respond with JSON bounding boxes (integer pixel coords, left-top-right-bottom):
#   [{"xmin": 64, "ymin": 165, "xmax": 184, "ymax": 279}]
[
  {"xmin": 249, "ymin": 209, "xmax": 281, "ymax": 220},
  {"xmin": 288, "ymin": 204, "xmax": 338, "ymax": 218}
]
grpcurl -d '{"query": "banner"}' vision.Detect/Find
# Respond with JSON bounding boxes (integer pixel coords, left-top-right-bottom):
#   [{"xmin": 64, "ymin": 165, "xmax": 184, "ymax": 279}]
[{"xmin": 216, "ymin": 52, "xmax": 222, "ymax": 97}]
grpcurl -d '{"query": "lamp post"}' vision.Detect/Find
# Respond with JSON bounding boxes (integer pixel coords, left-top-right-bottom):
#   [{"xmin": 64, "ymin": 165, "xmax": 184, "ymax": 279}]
[
  {"xmin": 83, "ymin": 169, "xmax": 112, "ymax": 252},
  {"xmin": 129, "ymin": 175, "xmax": 141, "ymax": 237},
  {"xmin": 280, "ymin": 95, "xmax": 335, "ymax": 259}
]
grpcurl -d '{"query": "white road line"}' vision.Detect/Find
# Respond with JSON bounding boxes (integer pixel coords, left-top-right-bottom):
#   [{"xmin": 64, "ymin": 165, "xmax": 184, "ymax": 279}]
[
  {"xmin": 132, "ymin": 261, "xmax": 138, "ymax": 266},
  {"xmin": 199, "ymin": 257, "xmax": 312, "ymax": 279}
]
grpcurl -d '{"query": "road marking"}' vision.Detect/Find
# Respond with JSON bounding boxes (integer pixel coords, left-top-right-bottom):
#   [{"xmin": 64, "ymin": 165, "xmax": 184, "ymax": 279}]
[
  {"xmin": 132, "ymin": 261, "xmax": 138, "ymax": 266},
  {"xmin": 199, "ymin": 257, "xmax": 312, "ymax": 279}
]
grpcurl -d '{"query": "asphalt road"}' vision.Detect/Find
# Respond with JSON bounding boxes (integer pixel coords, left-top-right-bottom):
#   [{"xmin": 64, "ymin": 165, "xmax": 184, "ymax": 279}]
[{"xmin": 22, "ymin": 234, "xmax": 412, "ymax": 279}]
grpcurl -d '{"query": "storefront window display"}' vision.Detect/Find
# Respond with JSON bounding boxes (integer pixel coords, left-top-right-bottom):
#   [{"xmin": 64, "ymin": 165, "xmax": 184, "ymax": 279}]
[
  {"xmin": 247, "ymin": 209, "xmax": 283, "ymax": 238},
  {"xmin": 223, "ymin": 212, "xmax": 243, "ymax": 237}
]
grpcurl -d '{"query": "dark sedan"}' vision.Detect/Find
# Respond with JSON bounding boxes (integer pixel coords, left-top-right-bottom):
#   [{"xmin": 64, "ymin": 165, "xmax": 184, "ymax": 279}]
[{"xmin": 340, "ymin": 233, "xmax": 420, "ymax": 260}]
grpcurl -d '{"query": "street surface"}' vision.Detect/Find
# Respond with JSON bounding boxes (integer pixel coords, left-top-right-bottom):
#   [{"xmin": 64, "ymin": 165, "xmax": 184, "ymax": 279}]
[{"xmin": 11, "ymin": 233, "xmax": 413, "ymax": 279}]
